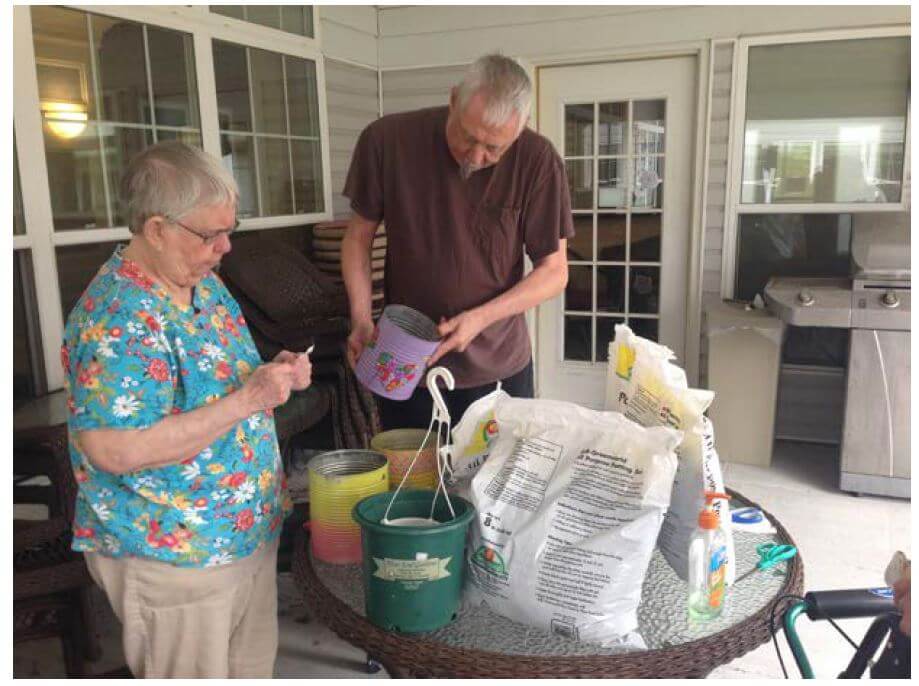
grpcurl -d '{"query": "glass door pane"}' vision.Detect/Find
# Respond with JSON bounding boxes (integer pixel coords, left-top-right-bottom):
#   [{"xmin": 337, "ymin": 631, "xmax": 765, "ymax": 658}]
[
  {"xmin": 565, "ymin": 103, "xmax": 593, "ymax": 156},
  {"xmin": 562, "ymin": 98, "xmax": 666, "ymax": 361}
]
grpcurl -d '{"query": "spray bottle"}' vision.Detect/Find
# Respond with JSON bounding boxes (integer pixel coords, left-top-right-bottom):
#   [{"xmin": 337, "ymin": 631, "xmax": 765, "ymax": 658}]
[{"xmin": 688, "ymin": 491, "xmax": 732, "ymax": 621}]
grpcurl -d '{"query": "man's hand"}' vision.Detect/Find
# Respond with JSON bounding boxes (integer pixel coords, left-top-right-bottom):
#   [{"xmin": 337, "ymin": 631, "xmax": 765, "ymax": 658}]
[
  {"xmin": 240, "ymin": 362, "xmax": 295, "ymax": 414},
  {"xmin": 347, "ymin": 320, "xmax": 375, "ymax": 369},
  {"xmin": 893, "ymin": 565, "xmax": 911, "ymax": 636},
  {"xmin": 273, "ymin": 350, "xmax": 312, "ymax": 391},
  {"xmin": 424, "ymin": 241, "xmax": 568, "ymax": 368},
  {"xmin": 429, "ymin": 309, "xmax": 490, "ymax": 366}
]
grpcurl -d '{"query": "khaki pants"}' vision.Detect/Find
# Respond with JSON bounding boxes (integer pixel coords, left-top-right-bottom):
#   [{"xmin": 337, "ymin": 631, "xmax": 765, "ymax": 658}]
[{"xmin": 85, "ymin": 539, "xmax": 279, "ymax": 678}]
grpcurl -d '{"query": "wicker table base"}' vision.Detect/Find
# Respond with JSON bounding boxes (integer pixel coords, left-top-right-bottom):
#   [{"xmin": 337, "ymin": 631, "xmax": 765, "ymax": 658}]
[{"xmin": 292, "ymin": 489, "xmax": 803, "ymax": 678}]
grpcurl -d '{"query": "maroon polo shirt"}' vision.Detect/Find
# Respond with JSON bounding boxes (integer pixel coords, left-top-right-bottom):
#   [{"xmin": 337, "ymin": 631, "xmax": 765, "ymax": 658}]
[{"xmin": 343, "ymin": 106, "xmax": 574, "ymax": 388}]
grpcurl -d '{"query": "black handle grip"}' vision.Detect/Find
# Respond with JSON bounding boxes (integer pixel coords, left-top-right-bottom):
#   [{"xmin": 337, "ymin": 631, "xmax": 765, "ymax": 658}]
[{"xmin": 805, "ymin": 588, "xmax": 897, "ymax": 621}]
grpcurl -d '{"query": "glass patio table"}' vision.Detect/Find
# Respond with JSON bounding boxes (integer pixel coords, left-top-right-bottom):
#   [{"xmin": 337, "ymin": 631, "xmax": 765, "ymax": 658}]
[{"xmin": 293, "ymin": 488, "xmax": 803, "ymax": 678}]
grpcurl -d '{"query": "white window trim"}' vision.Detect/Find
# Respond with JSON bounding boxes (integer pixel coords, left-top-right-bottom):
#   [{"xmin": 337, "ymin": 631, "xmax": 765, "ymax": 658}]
[
  {"xmin": 722, "ymin": 25, "xmax": 911, "ymax": 298},
  {"xmin": 13, "ymin": 4, "xmax": 332, "ymax": 391}
]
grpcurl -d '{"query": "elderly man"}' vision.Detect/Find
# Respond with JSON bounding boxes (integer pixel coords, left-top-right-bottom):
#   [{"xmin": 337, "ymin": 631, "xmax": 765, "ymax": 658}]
[
  {"xmin": 61, "ymin": 141, "xmax": 311, "ymax": 677},
  {"xmin": 343, "ymin": 53, "xmax": 573, "ymax": 429}
]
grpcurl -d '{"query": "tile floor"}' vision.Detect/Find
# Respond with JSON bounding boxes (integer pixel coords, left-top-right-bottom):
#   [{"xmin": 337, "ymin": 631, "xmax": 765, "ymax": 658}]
[{"xmin": 14, "ymin": 440, "xmax": 911, "ymax": 679}]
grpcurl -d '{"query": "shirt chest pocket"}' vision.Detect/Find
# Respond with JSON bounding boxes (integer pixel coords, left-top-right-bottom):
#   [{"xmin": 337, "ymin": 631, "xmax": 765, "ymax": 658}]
[{"xmin": 474, "ymin": 203, "xmax": 522, "ymax": 281}]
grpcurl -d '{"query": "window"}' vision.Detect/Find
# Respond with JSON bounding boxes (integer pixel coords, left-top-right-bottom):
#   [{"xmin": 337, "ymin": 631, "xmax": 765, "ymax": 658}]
[
  {"xmin": 14, "ymin": 252, "xmax": 46, "ymax": 408},
  {"xmin": 14, "ymin": 128, "xmax": 45, "ymax": 407},
  {"xmin": 31, "ymin": 6, "xmax": 201, "ymax": 230},
  {"xmin": 563, "ymin": 100, "xmax": 665, "ymax": 363},
  {"xmin": 210, "ymin": 6, "xmax": 314, "ymax": 38},
  {"xmin": 213, "ymin": 40, "xmax": 324, "ymax": 217},
  {"xmin": 726, "ymin": 30, "xmax": 909, "ymax": 300},
  {"xmin": 56, "ymin": 241, "xmax": 123, "ymax": 322},
  {"xmin": 734, "ymin": 213, "xmax": 852, "ymax": 301},
  {"xmin": 741, "ymin": 36, "xmax": 909, "ymax": 205},
  {"xmin": 16, "ymin": 5, "xmax": 330, "ymax": 393}
]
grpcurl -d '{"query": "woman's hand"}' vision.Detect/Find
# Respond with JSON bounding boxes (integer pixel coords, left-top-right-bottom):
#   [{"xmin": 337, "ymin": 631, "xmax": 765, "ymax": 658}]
[
  {"xmin": 240, "ymin": 362, "xmax": 296, "ymax": 414},
  {"xmin": 273, "ymin": 350, "xmax": 312, "ymax": 391}
]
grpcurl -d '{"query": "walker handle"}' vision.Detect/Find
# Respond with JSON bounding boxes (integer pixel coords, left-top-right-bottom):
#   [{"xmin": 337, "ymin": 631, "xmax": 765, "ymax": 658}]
[{"xmin": 804, "ymin": 588, "xmax": 897, "ymax": 621}]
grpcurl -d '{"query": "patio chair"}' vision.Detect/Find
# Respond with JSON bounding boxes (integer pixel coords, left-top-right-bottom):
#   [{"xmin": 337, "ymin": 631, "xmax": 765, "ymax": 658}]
[
  {"xmin": 13, "ymin": 424, "xmax": 112, "ymax": 677},
  {"xmin": 220, "ymin": 234, "xmax": 381, "ymax": 449}
]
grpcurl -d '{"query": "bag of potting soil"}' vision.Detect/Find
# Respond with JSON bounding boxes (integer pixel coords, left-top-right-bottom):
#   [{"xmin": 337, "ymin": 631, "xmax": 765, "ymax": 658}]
[
  {"xmin": 446, "ymin": 385, "xmax": 510, "ymax": 493},
  {"xmin": 604, "ymin": 324, "xmax": 735, "ymax": 584},
  {"xmin": 465, "ymin": 397, "xmax": 682, "ymax": 648}
]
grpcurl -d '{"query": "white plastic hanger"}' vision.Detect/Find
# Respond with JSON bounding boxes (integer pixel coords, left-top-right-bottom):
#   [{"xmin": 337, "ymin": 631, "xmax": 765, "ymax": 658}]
[
  {"xmin": 426, "ymin": 366, "xmax": 454, "ymax": 425},
  {"xmin": 381, "ymin": 366, "xmax": 458, "ymax": 525}
]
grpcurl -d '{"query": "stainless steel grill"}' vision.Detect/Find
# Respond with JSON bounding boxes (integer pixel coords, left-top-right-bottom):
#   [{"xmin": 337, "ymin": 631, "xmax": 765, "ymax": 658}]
[{"xmin": 763, "ymin": 215, "xmax": 910, "ymax": 498}]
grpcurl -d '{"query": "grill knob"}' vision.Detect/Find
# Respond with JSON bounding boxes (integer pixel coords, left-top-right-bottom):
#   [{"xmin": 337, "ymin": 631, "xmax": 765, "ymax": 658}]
[
  {"xmin": 881, "ymin": 290, "xmax": 900, "ymax": 308},
  {"xmin": 797, "ymin": 290, "xmax": 815, "ymax": 306}
]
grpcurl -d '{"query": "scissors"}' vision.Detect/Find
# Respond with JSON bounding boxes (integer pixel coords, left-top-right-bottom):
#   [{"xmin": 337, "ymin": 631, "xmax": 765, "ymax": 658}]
[{"xmin": 734, "ymin": 543, "xmax": 798, "ymax": 584}]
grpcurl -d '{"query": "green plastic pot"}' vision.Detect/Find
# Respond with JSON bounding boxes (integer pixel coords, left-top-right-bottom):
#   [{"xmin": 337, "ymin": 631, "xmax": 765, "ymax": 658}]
[{"xmin": 352, "ymin": 490, "xmax": 476, "ymax": 633}]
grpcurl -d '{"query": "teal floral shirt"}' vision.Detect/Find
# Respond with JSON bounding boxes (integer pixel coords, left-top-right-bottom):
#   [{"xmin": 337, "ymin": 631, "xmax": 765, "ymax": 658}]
[{"xmin": 62, "ymin": 246, "xmax": 292, "ymax": 567}]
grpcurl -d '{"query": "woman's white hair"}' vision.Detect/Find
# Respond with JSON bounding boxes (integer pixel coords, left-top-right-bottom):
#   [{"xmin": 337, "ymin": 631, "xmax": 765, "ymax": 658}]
[
  {"xmin": 454, "ymin": 53, "xmax": 532, "ymax": 129},
  {"xmin": 120, "ymin": 141, "xmax": 239, "ymax": 234}
]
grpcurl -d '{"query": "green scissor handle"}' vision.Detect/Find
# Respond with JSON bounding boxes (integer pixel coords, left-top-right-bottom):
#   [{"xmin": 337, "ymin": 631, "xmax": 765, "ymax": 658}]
[{"xmin": 756, "ymin": 543, "xmax": 797, "ymax": 571}]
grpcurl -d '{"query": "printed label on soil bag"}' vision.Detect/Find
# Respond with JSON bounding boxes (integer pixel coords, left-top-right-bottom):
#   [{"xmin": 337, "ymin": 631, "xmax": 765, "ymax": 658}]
[
  {"xmin": 448, "ymin": 389, "xmax": 511, "ymax": 499},
  {"xmin": 469, "ymin": 543, "xmax": 511, "ymax": 599},
  {"xmin": 551, "ymin": 450, "xmax": 649, "ymax": 541},
  {"xmin": 537, "ymin": 450, "xmax": 651, "ymax": 619},
  {"xmin": 466, "ymin": 397, "xmax": 681, "ymax": 648},
  {"xmin": 484, "ymin": 437, "xmax": 562, "ymax": 512}
]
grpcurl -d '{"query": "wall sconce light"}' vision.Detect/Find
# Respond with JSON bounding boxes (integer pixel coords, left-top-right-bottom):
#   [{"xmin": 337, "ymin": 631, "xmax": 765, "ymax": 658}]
[{"xmin": 41, "ymin": 101, "xmax": 88, "ymax": 139}]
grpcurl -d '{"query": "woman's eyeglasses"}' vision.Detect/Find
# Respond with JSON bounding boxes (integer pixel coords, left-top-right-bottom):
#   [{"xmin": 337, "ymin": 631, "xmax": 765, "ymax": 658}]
[{"xmin": 165, "ymin": 216, "xmax": 239, "ymax": 245}]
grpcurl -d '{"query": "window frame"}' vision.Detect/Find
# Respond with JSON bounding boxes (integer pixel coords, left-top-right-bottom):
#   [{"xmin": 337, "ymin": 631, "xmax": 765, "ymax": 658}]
[
  {"xmin": 13, "ymin": 5, "xmax": 331, "ymax": 390},
  {"xmin": 722, "ymin": 26, "xmax": 911, "ymax": 298},
  {"xmin": 209, "ymin": 5, "xmax": 316, "ymax": 40}
]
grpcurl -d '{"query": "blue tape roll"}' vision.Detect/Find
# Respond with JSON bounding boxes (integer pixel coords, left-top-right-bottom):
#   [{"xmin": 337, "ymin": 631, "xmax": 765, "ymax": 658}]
[{"xmin": 731, "ymin": 507, "xmax": 764, "ymax": 524}]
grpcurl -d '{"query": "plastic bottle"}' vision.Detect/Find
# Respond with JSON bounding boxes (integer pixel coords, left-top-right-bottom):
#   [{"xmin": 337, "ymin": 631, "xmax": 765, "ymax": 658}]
[{"xmin": 688, "ymin": 492, "xmax": 731, "ymax": 621}]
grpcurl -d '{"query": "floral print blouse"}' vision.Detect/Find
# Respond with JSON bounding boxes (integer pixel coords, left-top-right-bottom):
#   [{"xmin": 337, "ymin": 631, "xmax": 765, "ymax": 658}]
[{"xmin": 62, "ymin": 246, "xmax": 291, "ymax": 568}]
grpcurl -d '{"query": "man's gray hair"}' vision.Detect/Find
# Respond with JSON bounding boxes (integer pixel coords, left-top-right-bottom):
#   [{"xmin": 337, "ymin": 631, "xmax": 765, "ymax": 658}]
[
  {"xmin": 120, "ymin": 141, "xmax": 239, "ymax": 234},
  {"xmin": 455, "ymin": 53, "xmax": 532, "ymax": 129}
]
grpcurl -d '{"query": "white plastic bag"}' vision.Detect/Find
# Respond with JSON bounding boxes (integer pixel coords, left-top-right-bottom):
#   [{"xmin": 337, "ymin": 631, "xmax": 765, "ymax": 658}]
[
  {"xmin": 604, "ymin": 324, "xmax": 735, "ymax": 584},
  {"xmin": 465, "ymin": 397, "xmax": 682, "ymax": 648},
  {"xmin": 448, "ymin": 385, "xmax": 510, "ymax": 483}
]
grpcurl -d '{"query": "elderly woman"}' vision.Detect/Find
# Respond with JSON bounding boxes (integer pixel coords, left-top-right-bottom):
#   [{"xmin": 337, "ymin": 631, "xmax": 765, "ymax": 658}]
[{"xmin": 61, "ymin": 141, "xmax": 311, "ymax": 678}]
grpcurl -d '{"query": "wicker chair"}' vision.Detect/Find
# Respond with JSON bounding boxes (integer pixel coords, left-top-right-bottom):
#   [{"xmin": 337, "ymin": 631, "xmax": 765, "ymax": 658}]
[
  {"xmin": 13, "ymin": 424, "xmax": 109, "ymax": 677},
  {"xmin": 220, "ymin": 234, "xmax": 381, "ymax": 448}
]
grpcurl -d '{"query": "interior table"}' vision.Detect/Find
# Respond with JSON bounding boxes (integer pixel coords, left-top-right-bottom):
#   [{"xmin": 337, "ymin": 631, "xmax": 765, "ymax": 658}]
[{"xmin": 293, "ymin": 489, "xmax": 803, "ymax": 678}]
